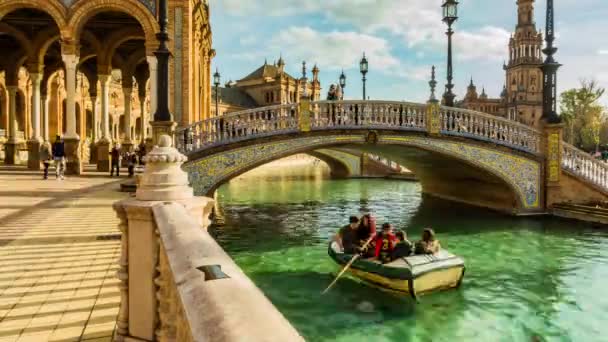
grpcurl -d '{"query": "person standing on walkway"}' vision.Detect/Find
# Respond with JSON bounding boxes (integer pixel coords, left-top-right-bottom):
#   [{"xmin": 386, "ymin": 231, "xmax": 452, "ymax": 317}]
[
  {"xmin": 52, "ymin": 135, "xmax": 65, "ymax": 180},
  {"xmin": 110, "ymin": 143, "xmax": 121, "ymax": 177},
  {"xmin": 40, "ymin": 142, "xmax": 52, "ymax": 180}
]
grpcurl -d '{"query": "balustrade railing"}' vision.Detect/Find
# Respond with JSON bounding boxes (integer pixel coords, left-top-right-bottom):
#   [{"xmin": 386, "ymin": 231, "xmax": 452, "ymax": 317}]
[
  {"xmin": 177, "ymin": 101, "xmax": 542, "ymax": 155},
  {"xmin": 311, "ymin": 101, "xmax": 427, "ymax": 131},
  {"xmin": 439, "ymin": 107, "xmax": 541, "ymax": 153},
  {"xmin": 562, "ymin": 143, "xmax": 608, "ymax": 191},
  {"xmin": 176, "ymin": 103, "xmax": 298, "ymax": 152}
]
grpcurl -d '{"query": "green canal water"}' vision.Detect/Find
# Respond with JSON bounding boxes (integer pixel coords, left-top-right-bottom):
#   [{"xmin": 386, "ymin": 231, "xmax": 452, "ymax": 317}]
[{"xmin": 208, "ymin": 160, "xmax": 608, "ymax": 342}]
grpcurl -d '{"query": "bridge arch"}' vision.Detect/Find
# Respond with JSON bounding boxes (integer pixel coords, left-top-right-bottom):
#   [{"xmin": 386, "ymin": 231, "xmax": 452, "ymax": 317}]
[{"xmin": 184, "ymin": 132, "xmax": 542, "ymax": 214}]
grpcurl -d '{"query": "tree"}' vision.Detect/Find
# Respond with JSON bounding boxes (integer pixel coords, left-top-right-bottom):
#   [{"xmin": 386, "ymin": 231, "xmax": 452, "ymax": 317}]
[{"xmin": 559, "ymin": 80, "xmax": 606, "ymax": 149}]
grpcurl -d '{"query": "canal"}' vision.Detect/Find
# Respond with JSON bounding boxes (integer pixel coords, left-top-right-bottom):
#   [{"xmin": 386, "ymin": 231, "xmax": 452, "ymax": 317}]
[{"xmin": 209, "ymin": 157, "xmax": 608, "ymax": 342}]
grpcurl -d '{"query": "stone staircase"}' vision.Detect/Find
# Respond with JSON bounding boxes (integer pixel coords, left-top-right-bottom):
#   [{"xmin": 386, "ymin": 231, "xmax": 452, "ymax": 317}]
[{"xmin": 552, "ymin": 203, "xmax": 608, "ymax": 225}]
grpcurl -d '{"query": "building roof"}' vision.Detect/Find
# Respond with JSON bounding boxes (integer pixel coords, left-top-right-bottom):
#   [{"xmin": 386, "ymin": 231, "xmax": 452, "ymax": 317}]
[
  {"xmin": 216, "ymin": 87, "xmax": 257, "ymax": 108},
  {"xmin": 239, "ymin": 62, "xmax": 296, "ymax": 82}
]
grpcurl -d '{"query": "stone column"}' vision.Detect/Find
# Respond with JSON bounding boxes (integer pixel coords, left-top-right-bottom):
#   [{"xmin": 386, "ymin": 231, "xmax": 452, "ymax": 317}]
[
  {"xmin": 122, "ymin": 87, "xmax": 133, "ymax": 152},
  {"xmin": 113, "ymin": 135, "xmax": 213, "ymax": 341},
  {"xmin": 145, "ymin": 56, "xmax": 157, "ymax": 152},
  {"xmin": 97, "ymin": 75, "xmax": 111, "ymax": 172},
  {"xmin": 139, "ymin": 95, "xmax": 147, "ymax": 143},
  {"xmin": 42, "ymin": 95, "xmax": 49, "ymax": 142},
  {"xmin": 89, "ymin": 96, "xmax": 99, "ymax": 164},
  {"xmin": 27, "ymin": 73, "xmax": 42, "ymax": 170},
  {"xmin": 4, "ymin": 85, "xmax": 20, "ymax": 165},
  {"xmin": 62, "ymin": 54, "xmax": 81, "ymax": 175},
  {"xmin": 544, "ymin": 122, "xmax": 565, "ymax": 209}
]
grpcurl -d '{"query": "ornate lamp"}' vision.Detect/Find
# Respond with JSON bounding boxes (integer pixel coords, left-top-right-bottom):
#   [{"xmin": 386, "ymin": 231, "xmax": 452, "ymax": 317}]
[
  {"xmin": 360, "ymin": 53, "xmax": 368, "ymax": 100},
  {"xmin": 339, "ymin": 70, "xmax": 346, "ymax": 99},
  {"xmin": 441, "ymin": 0, "xmax": 459, "ymax": 107},
  {"xmin": 213, "ymin": 69, "xmax": 220, "ymax": 117}
]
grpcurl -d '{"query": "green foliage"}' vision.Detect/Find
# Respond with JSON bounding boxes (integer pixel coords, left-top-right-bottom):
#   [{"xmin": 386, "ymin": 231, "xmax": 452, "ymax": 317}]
[{"xmin": 559, "ymin": 80, "xmax": 606, "ymax": 151}]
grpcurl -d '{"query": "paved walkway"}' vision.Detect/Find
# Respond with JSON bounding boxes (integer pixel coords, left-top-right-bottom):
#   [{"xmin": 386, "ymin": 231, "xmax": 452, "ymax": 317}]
[{"xmin": 0, "ymin": 165, "xmax": 130, "ymax": 342}]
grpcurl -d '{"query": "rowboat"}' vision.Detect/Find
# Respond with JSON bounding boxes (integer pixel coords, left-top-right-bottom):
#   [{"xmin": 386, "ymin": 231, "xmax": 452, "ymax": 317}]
[{"xmin": 328, "ymin": 241, "xmax": 465, "ymax": 299}]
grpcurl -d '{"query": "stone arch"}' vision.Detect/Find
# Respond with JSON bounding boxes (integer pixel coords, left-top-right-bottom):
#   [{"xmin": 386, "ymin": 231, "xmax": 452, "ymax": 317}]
[
  {"xmin": 0, "ymin": 22, "xmax": 34, "ymax": 59},
  {"xmin": 100, "ymin": 26, "xmax": 146, "ymax": 66},
  {"xmin": 184, "ymin": 134, "xmax": 542, "ymax": 213},
  {"xmin": 30, "ymin": 27, "xmax": 60, "ymax": 66},
  {"xmin": 67, "ymin": 0, "xmax": 159, "ymax": 55},
  {"xmin": 0, "ymin": 0, "xmax": 67, "ymax": 29}
]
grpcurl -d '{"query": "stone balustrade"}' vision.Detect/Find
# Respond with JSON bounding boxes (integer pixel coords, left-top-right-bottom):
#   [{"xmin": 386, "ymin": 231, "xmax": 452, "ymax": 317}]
[
  {"xmin": 176, "ymin": 101, "xmax": 543, "ymax": 155},
  {"xmin": 114, "ymin": 135, "xmax": 303, "ymax": 342},
  {"xmin": 562, "ymin": 143, "xmax": 608, "ymax": 191},
  {"xmin": 439, "ymin": 106, "xmax": 542, "ymax": 153}
]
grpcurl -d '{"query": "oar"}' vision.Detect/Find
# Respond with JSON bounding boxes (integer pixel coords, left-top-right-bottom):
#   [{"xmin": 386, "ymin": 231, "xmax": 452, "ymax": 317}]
[{"xmin": 322, "ymin": 234, "xmax": 375, "ymax": 295}]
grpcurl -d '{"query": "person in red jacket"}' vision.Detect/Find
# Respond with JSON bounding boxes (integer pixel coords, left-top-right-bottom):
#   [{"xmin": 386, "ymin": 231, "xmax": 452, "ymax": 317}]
[{"xmin": 374, "ymin": 223, "xmax": 397, "ymax": 263}]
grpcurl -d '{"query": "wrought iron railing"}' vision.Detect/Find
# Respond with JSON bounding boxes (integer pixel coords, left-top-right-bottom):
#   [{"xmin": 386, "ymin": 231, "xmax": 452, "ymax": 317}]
[
  {"xmin": 562, "ymin": 143, "xmax": 608, "ymax": 191},
  {"xmin": 177, "ymin": 101, "xmax": 543, "ymax": 155}
]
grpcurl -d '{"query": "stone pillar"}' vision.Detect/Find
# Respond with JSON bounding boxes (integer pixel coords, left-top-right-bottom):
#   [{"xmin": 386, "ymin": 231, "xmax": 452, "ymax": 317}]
[
  {"xmin": 4, "ymin": 86, "xmax": 20, "ymax": 165},
  {"xmin": 97, "ymin": 75, "xmax": 111, "ymax": 172},
  {"xmin": 89, "ymin": 96, "xmax": 99, "ymax": 164},
  {"xmin": 62, "ymin": 54, "xmax": 81, "ymax": 175},
  {"xmin": 145, "ymin": 56, "xmax": 158, "ymax": 152},
  {"xmin": 113, "ymin": 135, "xmax": 212, "ymax": 341},
  {"xmin": 137, "ymin": 95, "xmax": 145, "ymax": 143},
  {"xmin": 544, "ymin": 122, "xmax": 565, "ymax": 209},
  {"xmin": 42, "ymin": 95, "xmax": 49, "ymax": 142},
  {"xmin": 122, "ymin": 87, "xmax": 133, "ymax": 152},
  {"xmin": 27, "ymin": 73, "xmax": 43, "ymax": 170}
]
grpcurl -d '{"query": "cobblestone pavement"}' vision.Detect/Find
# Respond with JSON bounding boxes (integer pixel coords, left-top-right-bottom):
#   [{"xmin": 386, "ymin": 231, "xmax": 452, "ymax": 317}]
[{"xmin": 0, "ymin": 165, "xmax": 130, "ymax": 342}]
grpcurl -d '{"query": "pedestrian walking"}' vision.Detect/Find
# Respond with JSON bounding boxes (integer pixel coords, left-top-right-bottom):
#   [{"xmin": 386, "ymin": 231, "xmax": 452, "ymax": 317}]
[
  {"xmin": 127, "ymin": 152, "xmax": 137, "ymax": 177},
  {"xmin": 110, "ymin": 143, "xmax": 121, "ymax": 177},
  {"xmin": 40, "ymin": 142, "xmax": 52, "ymax": 180},
  {"xmin": 52, "ymin": 135, "xmax": 65, "ymax": 180}
]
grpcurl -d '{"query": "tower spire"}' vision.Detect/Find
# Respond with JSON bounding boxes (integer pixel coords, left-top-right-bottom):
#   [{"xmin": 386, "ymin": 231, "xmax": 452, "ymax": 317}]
[{"xmin": 517, "ymin": 0, "xmax": 535, "ymax": 27}]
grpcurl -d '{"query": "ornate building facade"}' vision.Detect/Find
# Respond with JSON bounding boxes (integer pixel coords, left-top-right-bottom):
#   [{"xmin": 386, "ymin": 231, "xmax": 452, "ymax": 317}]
[
  {"xmin": 0, "ymin": 0, "xmax": 213, "ymax": 173},
  {"xmin": 211, "ymin": 58, "xmax": 321, "ymax": 116},
  {"xmin": 459, "ymin": 0, "xmax": 543, "ymax": 127}
]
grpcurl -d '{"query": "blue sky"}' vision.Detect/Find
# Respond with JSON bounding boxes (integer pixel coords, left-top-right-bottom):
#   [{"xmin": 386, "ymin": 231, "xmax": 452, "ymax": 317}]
[{"xmin": 210, "ymin": 0, "xmax": 608, "ymax": 105}]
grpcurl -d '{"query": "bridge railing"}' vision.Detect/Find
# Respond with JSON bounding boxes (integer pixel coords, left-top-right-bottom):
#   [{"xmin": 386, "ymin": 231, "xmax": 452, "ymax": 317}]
[
  {"xmin": 176, "ymin": 103, "xmax": 299, "ymax": 152},
  {"xmin": 312, "ymin": 100, "xmax": 427, "ymax": 131},
  {"xmin": 562, "ymin": 143, "xmax": 608, "ymax": 191},
  {"xmin": 177, "ymin": 100, "xmax": 542, "ymax": 155},
  {"xmin": 439, "ymin": 107, "xmax": 542, "ymax": 154}
]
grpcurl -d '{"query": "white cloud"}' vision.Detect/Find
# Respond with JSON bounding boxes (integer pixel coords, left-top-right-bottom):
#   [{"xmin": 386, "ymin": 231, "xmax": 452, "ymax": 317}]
[
  {"xmin": 270, "ymin": 26, "xmax": 399, "ymax": 71},
  {"xmin": 219, "ymin": 0, "xmax": 509, "ymax": 62}
]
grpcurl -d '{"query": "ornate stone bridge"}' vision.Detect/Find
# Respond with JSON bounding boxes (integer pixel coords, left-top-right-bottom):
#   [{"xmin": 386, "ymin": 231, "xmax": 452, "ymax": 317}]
[{"xmin": 176, "ymin": 100, "xmax": 608, "ymax": 214}]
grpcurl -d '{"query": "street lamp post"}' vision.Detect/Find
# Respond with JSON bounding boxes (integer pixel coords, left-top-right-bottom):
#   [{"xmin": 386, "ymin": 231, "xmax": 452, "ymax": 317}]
[
  {"xmin": 442, "ymin": 0, "xmax": 459, "ymax": 107},
  {"xmin": 339, "ymin": 70, "xmax": 346, "ymax": 100},
  {"xmin": 359, "ymin": 54, "xmax": 368, "ymax": 100},
  {"xmin": 154, "ymin": 0, "xmax": 171, "ymax": 122},
  {"xmin": 541, "ymin": 0, "xmax": 561, "ymax": 123},
  {"xmin": 213, "ymin": 69, "xmax": 220, "ymax": 117}
]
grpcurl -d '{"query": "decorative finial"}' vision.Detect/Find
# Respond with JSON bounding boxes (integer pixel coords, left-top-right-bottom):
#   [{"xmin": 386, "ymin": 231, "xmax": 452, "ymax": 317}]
[
  {"xmin": 429, "ymin": 65, "xmax": 438, "ymax": 103},
  {"xmin": 137, "ymin": 134, "xmax": 192, "ymax": 201},
  {"xmin": 302, "ymin": 61, "xmax": 307, "ymax": 79}
]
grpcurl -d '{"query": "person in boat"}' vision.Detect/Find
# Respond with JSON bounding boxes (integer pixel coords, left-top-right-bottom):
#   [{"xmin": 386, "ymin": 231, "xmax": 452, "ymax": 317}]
[
  {"xmin": 374, "ymin": 223, "xmax": 397, "ymax": 264},
  {"xmin": 334, "ymin": 216, "xmax": 360, "ymax": 254},
  {"xmin": 414, "ymin": 228, "xmax": 441, "ymax": 255},
  {"xmin": 391, "ymin": 230, "xmax": 413, "ymax": 260},
  {"xmin": 357, "ymin": 214, "xmax": 376, "ymax": 257}
]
